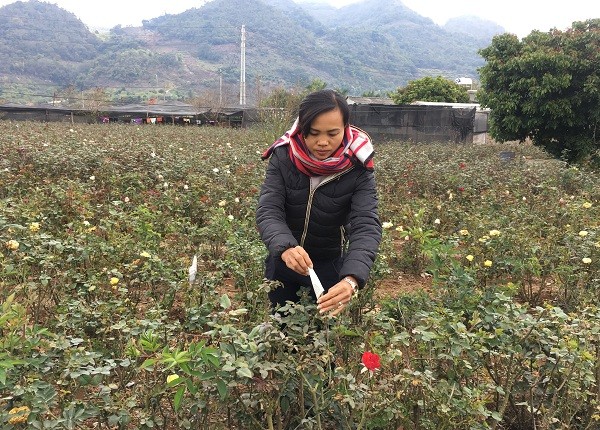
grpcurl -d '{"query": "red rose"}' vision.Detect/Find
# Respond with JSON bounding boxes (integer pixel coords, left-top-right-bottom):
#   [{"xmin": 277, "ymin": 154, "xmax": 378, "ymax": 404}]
[{"xmin": 362, "ymin": 351, "xmax": 381, "ymax": 371}]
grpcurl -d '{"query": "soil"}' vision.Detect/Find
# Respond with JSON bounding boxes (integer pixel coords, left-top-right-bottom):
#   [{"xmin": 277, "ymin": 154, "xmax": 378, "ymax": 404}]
[{"xmin": 374, "ymin": 271, "xmax": 432, "ymax": 300}]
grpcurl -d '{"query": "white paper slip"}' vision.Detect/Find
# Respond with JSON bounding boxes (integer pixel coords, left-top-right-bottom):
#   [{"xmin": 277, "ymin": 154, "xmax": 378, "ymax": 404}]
[{"xmin": 308, "ymin": 267, "xmax": 325, "ymax": 299}]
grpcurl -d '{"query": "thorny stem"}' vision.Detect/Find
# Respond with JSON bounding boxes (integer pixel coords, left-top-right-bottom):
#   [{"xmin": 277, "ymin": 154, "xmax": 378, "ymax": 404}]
[
  {"xmin": 355, "ymin": 398, "xmax": 368, "ymax": 430},
  {"xmin": 580, "ymin": 342, "xmax": 600, "ymax": 430},
  {"xmin": 356, "ymin": 376, "xmax": 373, "ymax": 430},
  {"xmin": 234, "ymin": 390, "xmax": 266, "ymax": 430},
  {"xmin": 299, "ymin": 369, "xmax": 323, "ymax": 430},
  {"xmin": 489, "ymin": 307, "xmax": 547, "ymax": 430},
  {"xmin": 309, "ymin": 386, "xmax": 323, "ymax": 430},
  {"xmin": 299, "ymin": 380, "xmax": 305, "ymax": 418}
]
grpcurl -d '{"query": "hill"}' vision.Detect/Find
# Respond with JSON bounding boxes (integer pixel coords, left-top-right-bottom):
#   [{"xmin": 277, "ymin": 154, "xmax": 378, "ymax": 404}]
[
  {"xmin": 0, "ymin": 0, "xmax": 502, "ymax": 104},
  {"xmin": 0, "ymin": 0, "xmax": 100, "ymax": 84},
  {"xmin": 443, "ymin": 15, "xmax": 505, "ymax": 40}
]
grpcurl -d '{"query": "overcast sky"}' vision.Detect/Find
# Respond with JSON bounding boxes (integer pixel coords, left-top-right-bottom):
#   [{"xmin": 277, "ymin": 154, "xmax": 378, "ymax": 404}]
[{"xmin": 0, "ymin": 0, "xmax": 598, "ymax": 38}]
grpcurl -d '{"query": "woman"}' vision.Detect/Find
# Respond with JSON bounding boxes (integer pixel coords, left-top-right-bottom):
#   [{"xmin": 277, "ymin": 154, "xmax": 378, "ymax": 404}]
[{"xmin": 256, "ymin": 89, "xmax": 382, "ymax": 317}]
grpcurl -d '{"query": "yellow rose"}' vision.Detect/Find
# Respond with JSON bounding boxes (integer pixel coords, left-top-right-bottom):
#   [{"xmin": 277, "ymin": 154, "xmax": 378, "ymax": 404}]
[
  {"xmin": 140, "ymin": 251, "xmax": 151, "ymax": 258},
  {"xmin": 5, "ymin": 239, "xmax": 19, "ymax": 250},
  {"xmin": 579, "ymin": 231, "xmax": 588, "ymax": 237},
  {"xmin": 8, "ymin": 415, "xmax": 28, "ymax": 425},
  {"xmin": 582, "ymin": 202, "xmax": 592, "ymax": 208},
  {"xmin": 110, "ymin": 277, "xmax": 119, "ymax": 286},
  {"xmin": 166, "ymin": 374, "xmax": 180, "ymax": 384},
  {"xmin": 459, "ymin": 229, "xmax": 469, "ymax": 236},
  {"xmin": 489, "ymin": 229, "xmax": 501, "ymax": 236},
  {"xmin": 484, "ymin": 260, "xmax": 493, "ymax": 267},
  {"xmin": 582, "ymin": 257, "xmax": 592, "ymax": 264},
  {"xmin": 29, "ymin": 222, "xmax": 40, "ymax": 232},
  {"xmin": 8, "ymin": 406, "xmax": 30, "ymax": 425},
  {"xmin": 466, "ymin": 255, "xmax": 474, "ymax": 262}
]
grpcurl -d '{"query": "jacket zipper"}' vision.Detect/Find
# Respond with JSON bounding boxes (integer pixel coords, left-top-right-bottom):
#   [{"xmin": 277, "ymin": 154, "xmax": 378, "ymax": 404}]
[{"xmin": 299, "ymin": 167, "xmax": 354, "ymax": 248}]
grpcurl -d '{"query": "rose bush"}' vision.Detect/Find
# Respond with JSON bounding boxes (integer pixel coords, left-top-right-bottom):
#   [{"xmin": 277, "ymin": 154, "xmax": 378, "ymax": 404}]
[{"xmin": 0, "ymin": 122, "xmax": 599, "ymax": 429}]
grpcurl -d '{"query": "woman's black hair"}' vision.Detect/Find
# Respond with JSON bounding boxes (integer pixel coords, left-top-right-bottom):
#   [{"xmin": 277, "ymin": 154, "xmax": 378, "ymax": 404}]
[{"xmin": 298, "ymin": 89, "xmax": 350, "ymax": 138}]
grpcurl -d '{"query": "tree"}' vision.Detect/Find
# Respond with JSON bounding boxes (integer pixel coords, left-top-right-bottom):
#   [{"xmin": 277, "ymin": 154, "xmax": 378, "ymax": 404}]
[
  {"xmin": 362, "ymin": 91, "xmax": 384, "ymax": 97},
  {"xmin": 389, "ymin": 76, "xmax": 470, "ymax": 104},
  {"xmin": 259, "ymin": 79, "xmax": 330, "ymax": 110},
  {"xmin": 84, "ymin": 87, "xmax": 110, "ymax": 116},
  {"xmin": 305, "ymin": 78, "xmax": 327, "ymax": 93},
  {"xmin": 477, "ymin": 20, "xmax": 600, "ymax": 164},
  {"xmin": 259, "ymin": 87, "xmax": 303, "ymax": 111},
  {"xmin": 258, "ymin": 79, "xmax": 332, "ymax": 142}
]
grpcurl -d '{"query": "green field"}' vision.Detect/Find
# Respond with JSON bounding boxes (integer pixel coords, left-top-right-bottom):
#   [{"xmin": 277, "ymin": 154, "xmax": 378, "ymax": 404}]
[{"xmin": 1, "ymin": 122, "xmax": 599, "ymax": 429}]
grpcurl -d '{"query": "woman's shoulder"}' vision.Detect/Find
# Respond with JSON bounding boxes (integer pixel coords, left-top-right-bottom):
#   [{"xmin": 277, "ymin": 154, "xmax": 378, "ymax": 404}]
[
  {"xmin": 267, "ymin": 145, "xmax": 288, "ymax": 160},
  {"xmin": 347, "ymin": 162, "xmax": 374, "ymax": 179}
]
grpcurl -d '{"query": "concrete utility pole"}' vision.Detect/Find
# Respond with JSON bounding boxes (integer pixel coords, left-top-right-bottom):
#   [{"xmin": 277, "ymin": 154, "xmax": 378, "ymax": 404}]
[{"xmin": 239, "ymin": 25, "xmax": 246, "ymax": 106}]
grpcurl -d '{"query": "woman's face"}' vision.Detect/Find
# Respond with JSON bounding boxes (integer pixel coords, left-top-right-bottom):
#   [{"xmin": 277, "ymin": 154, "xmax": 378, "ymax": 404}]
[{"xmin": 304, "ymin": 108, "xmax": 345, "ymax": 161}]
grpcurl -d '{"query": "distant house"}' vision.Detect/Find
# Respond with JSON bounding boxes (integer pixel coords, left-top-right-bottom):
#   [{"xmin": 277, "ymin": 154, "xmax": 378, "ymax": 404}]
[
  {"xmin": 455, "ymin": 77, "xmax": 473, "ymax": 89},
  {"xmin": 454, "ymin": 77, "xmax": 478, "ymax": 102}
]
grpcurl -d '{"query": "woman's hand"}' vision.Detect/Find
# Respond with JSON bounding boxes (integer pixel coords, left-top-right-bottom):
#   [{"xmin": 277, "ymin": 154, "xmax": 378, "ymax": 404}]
[
  {"xmin": 281, "ymin": 245, "xmax": 313, "ymax": 275},
  {"xmin": 317, "ymin": 276, "xmax": 357, "ymax": 317}
]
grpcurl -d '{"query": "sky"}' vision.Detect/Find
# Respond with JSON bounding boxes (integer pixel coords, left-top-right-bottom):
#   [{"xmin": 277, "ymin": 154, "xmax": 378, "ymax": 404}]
[{"xmin": 0, "ymin": 0, "xmax": 598, "ymax": 38}]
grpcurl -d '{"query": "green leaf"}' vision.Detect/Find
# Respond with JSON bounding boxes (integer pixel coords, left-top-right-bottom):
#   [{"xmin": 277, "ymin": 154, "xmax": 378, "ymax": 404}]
[
  {"xmin": 174, "ymin": 385, "xmax": 186, "ymax": 412},
  {"xmin": 216, "ymin": 379, "xmax": 228, "ymax": 399},
  {"xmin": 140, "ymin": 358, "xmax": 159, "ymax": 369},
  {"xmin": 236, "ymin": 367, "xmax": 253, "ymax": 379},
  {"xmin": 220, "ymin": 294, "xmax": 231, "ymax": 309},
  {"xmin": 205, "ymin": 354, "xmax": 220, "ymax": 368},
  {"xmin": 199, "ymin": 371, "xmax": 217, "ymax": 381},
  {"xmin": 490, "ymin": 411, "xmax": 502, "ymax": 422},
  {"xmin": 337, "ymin": 328, "xmax": 361, "ymax": 337}
]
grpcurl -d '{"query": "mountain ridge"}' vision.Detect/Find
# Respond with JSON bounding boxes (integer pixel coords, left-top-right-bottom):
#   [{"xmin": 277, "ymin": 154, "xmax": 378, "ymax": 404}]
[{"xmin": 0, "ymin": 0, "xmax": 503, "ymax": 104}]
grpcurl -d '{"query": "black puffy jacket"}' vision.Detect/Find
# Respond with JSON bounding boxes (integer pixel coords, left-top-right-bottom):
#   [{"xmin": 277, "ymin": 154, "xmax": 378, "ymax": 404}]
[{"xmin": 256, "ymin": 146, "xmax": 382, "ymax": 288}]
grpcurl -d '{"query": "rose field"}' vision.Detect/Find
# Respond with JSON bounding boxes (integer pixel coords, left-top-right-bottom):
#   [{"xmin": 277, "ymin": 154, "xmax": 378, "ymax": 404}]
[{"xmin": 1, "ymin": 121, "xmax": 600, "ymax": 430}]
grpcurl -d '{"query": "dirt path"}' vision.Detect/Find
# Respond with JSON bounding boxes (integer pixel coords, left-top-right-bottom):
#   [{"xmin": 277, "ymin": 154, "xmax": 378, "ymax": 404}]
[{"xmin": 374, "ymin": 271, "xmax": 432, "ymax": 300}]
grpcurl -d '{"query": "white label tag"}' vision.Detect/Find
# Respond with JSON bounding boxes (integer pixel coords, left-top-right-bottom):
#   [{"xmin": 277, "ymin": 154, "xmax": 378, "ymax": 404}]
[{"xmin": 308, "ymin": 267, "xmax": 324, "ymax": 299}]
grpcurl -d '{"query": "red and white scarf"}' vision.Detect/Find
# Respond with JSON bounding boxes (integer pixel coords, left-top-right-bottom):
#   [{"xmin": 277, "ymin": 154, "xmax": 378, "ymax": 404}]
[{"xmin": 261, "ymin": 118, "xmax": 374, "ymax": 177}]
